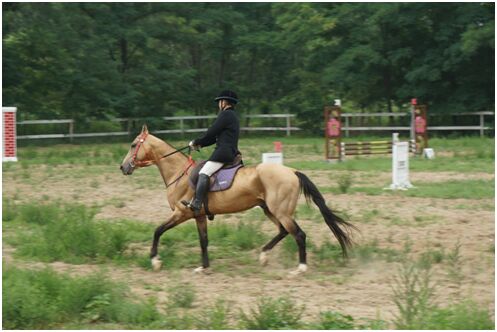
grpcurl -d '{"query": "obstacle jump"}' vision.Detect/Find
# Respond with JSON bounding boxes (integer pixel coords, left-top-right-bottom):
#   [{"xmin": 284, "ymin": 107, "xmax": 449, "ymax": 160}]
[{"xmin": 324, "ymin": 99, "xmax": 426, "ymax": 161}]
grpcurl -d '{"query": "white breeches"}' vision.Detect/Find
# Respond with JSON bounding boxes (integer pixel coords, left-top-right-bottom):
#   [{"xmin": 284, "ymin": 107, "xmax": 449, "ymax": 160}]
[{"xmin": 199, "ymin": 161, "xmax": 224, "ymax": 176}]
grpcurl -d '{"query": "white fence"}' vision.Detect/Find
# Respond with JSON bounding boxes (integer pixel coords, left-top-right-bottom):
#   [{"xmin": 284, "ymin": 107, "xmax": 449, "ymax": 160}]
[
  {"xmin": 341, "ymin": 111, "xmax": 493, "ymax": 137},
  {"xmin": 16, "ymin": 111, "xmax": 494, "ymax": 140},
  {"xmin": 17, "ymin": 114, "xmax": 299, "ymax": 140}
]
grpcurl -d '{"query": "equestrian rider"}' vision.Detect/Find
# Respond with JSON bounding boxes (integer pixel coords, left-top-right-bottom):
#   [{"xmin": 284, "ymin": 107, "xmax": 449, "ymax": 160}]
[{"xmin": 185, "ymin": 90, "xmax": 241, "ymax": 213}]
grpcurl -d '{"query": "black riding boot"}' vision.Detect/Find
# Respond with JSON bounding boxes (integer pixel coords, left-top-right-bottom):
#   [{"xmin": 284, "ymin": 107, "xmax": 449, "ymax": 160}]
[{"xmin": 188, "ymin": 174, "xmax": 210, "ymax": 214}]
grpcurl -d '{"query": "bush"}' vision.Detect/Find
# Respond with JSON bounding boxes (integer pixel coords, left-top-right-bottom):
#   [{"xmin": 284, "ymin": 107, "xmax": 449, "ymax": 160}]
[
  {"xmin": 239, "ymin": 296, "xmax": 304, "ymax": 329},
  {"xmin": 2, "ymin": 265, "xmax": 161, "ymax": 329}
]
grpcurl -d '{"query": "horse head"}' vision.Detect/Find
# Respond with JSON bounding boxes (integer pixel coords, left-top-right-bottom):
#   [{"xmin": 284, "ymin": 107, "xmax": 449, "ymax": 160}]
[{"xmin": 120, "ymin": 124, "xmax": 155, "ymax": 175}]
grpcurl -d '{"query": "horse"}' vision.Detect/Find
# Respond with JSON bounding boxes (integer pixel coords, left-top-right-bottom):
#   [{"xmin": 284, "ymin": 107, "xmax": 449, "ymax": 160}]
[{"xmin": 120, "ymin": 125, "xmax": 355, "ymax": 275}]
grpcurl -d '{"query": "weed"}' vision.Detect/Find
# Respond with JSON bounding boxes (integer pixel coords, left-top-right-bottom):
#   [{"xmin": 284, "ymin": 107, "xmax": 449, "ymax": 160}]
[
  {"xmin": 337, "ymin": 173, "xmax": 353, "ymax": 194},
  {"xmin": 446, "ymin": 241, "xmax": 463, "ymax": 288},
  {"xmin": 312, "ymin": 240, "xmax": 345, "ymax": 267},
  {"xmin": 239, "ymin": 296, "xmax": 304, "ymax": 329},
  {"xmin": 167, "ymin": 282, "xmax": 196, "ymax": 309},
  {"xmin": 195, "ymin": 299, "xmax": 232, "ymax": 329},
  {"xmin": 2, "ymin": 265, "xmax": 161, "ymax": 329},
  {"xmin": 316, "ymin": 311, "xmax": 355, "ymax": 329},
  {"xmin": 392, "ymin": 262, "xmax": 436, "ymax": 329},
  {"xmin": 2, "ymin": 198, "xmax": 17, "ymax": 222},
  {"xmin": 11, "ymin": 203, "xmax": 136, "ymax": 264},
  {"xmin": 418, "ymin": 300, "xmax": 494, "ymax": 329},
  {"xmin": 417, "ymin": 248, "xmax": 444, "ymax": 270}
]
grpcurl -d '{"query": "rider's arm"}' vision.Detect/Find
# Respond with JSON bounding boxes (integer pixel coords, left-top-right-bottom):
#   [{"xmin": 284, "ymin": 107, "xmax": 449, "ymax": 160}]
[{"xmin": 193, "ymin": 111, "xmax": 231, "ymax": 148}]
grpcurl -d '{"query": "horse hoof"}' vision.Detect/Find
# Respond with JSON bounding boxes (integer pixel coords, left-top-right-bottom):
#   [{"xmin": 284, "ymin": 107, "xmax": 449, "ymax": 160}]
[
  {"xmin": 259, "ymin": 252, "xmax": 269, "ymax": 266},
  {"xmin": 289, "ymin": 264, "xmax": 307, "ymax": 276},
  {"xmin": 151, "ymin": 257, "xmax": 162, "ymax": 271},
  {"xmin": 193, "ymin": 266, "xmax": 210, "ymax": 274}
]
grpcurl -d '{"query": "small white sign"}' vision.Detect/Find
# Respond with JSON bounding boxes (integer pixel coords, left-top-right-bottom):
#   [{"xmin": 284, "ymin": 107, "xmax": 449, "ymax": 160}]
[
  {"xmin": 389, "ymin": 141, "xmax": 413, "ymax": 190},
  {"xmin": 262, "ymin": 152, "xmax": 283, "ymax": 164},
  {"xmin": 423, "ymin": 148, "xmax": 435, "ymax": 159}
]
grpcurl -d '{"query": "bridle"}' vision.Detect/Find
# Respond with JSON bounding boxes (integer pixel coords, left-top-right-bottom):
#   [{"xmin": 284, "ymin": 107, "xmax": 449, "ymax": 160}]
[{"xmin": 129, "ymin": 131, "xmax": 195, "ymax": 188}]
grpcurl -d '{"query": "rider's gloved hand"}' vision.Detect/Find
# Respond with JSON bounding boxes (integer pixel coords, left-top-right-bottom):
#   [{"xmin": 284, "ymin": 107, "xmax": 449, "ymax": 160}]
[{"xmin": 189, "ymin": 141, "xmax": 200, "ymax": 151}]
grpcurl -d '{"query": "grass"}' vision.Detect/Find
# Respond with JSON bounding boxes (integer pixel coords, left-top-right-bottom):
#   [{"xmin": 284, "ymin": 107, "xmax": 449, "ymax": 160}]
[
  {"xmin": 4, "ymin": 202, "xmax": 152, "ymax": 265},
  {"xmin": 319, "ymin": 178, "xmax": 495, "ymax": 199},
  {"xmin": 3, "ymin": 265, "xmax": 161, "ymax": 329},
  {"xmin": 391, "ymin": 261, "xmax": 494, "ymax": 330},
  {"xmin": 3, "ymin": 263, "xmax": 493, "ymax": 330},
  {"xmin": 167, "ymin": 282, "xmax": 196, "ymax": 309},
  {"xmin": 238, "ymin": 296, "xmax": 304, "ymax": 329}
]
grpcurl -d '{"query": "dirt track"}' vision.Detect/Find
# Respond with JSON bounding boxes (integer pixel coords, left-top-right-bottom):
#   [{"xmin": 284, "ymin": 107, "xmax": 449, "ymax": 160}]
[{"xmin": 3, "ymin": 163, "xmax": 495, "ymax": 324}]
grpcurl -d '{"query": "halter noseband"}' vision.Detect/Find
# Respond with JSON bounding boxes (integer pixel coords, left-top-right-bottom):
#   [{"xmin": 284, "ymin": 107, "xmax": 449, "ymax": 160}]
[
  {"xmin": 129, "ymin": 133, "xmax": 195, "ymax": 187},
  {"xmin": 130, "ymin": 132, "xmax": 149, "ymax": 168}
]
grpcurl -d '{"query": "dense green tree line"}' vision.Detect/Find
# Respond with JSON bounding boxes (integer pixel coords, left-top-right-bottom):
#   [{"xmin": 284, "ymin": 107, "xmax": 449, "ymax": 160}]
[{"xmin": 3, "ymin": 3, "xmax": 494, "ymax": 130}]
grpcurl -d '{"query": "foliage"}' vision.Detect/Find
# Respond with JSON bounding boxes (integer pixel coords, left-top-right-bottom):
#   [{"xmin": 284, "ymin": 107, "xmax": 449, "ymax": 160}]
[
  {"xmin": 392, "ymin": 262, "xmax": 436, "ymax": 329},
  {"xmin": 2, "ymin": 265, "xmax": 161, "ymax": 329},
  {"xmin": 239, "ymin": 296, "xmax": 304, "ymax": 329},
  {"xmin": 418, "ymin": 301, "xmax": 495, "ymax": 330},
  {"xmin": 8, "ymin": 203, "xmax": 140, "ymax": 264},
  {"xmin": 337, "ymin": 172, "xmax": 353, "ymax": 193},
  {"xmin": 3, "ymin": 3, "xmax": 494, "ymax": 132},
  {"xmin": 195, "ymin": 299, "xmax": 232, "ymax": 330},
  {"xmin": 167, "ymin": 282, "xmax": 197, "ymax": 309}
]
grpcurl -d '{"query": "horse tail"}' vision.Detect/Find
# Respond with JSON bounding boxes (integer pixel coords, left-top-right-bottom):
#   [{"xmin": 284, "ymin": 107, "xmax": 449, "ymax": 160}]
[{"xmin": 295, "ymin": 171, "xmax": 355, "ymax": 258}]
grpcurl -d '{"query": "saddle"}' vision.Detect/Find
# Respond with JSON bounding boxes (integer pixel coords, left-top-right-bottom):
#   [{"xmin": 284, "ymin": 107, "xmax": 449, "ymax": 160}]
[
  {"xmin": 186, "ymin": 154, "xmax": 244, "ymax": 221},
  {"xmin": 188, "ymin": 154, "xmax": 244, "ymax": 192}
]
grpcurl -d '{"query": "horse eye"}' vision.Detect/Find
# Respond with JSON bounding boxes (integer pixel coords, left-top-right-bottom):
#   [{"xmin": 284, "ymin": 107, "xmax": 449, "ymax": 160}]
[{"xmin": 131, "ymin": 143, "xmax": 137, "ymax": 148}]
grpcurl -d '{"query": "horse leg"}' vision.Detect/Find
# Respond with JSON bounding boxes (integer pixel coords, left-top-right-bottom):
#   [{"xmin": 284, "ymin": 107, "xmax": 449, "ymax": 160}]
[
  {"xmin": 150, "ymin": 212, "xmax": 187, "ymax": 271},
  {"xmin": 194, "ymin": 215, "xmax": 209, "ymax": 273},
  {"xmin": 274, "ymin": 215, "xmax": 308, "ymax": 275},
  {"xmin": 259, "ymin": 205, "xmax": 288, "ymax": 266}
]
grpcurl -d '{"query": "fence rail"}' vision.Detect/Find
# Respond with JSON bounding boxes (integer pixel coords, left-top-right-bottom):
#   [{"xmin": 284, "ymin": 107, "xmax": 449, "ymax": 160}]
[
  {"xmin": 17, "ymin": 114, "xmax": 298, "ymax": 140},
  {"xmin": 15, "ymin": 111, "xmax": 494, "ymax": 140},
  {"xmin": 341, "ymin": 111, "xmax": 493, "ymax": 137}
]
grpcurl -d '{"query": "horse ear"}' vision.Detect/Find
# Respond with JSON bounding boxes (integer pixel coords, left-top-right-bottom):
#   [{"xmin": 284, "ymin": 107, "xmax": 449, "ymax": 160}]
[{"xmin": 141, "ymin": 124, "xmax": 148, "ymax": 134}]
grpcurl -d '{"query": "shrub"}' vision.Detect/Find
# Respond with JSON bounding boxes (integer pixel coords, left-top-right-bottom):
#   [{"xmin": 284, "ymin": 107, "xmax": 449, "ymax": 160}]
[{"xmin": 239, "ymin": 296, "xmax": 304, "ymax": 329}]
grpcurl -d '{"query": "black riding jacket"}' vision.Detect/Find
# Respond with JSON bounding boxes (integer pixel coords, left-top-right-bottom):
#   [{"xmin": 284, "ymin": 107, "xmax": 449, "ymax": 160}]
[{"xmin": 193, "ymin": 108, "xmax": 240, "ymax": 163}]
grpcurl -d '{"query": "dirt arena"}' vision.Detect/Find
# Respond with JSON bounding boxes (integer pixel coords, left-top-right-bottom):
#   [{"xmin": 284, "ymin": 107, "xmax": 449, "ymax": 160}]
[{"xmin": 3, "ymin": 150, "xmax": 494, "ymax": 327}]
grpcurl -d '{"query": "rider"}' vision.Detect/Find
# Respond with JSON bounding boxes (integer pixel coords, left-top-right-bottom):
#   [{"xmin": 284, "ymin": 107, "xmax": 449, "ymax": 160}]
[{"xmin": 185, "ymin": 90, "xmax": 241, "ymax": 213}]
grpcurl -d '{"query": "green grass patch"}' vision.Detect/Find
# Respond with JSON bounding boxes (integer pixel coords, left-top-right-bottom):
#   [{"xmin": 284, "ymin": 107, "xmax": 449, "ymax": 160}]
[
  {"xmin": 320, "ymin": 178, "xmax": 494, "ymax": 199},
  {"xmin": 3, "ymin": 265, "xmax": 161, "ymax": 329},
  {"xmin": 238, "ymin": 296, "xmax": 304, "ymax": 329},
  {"xmin": 5, "ymin": 202, "xmax": 151, "ymax": 265}
]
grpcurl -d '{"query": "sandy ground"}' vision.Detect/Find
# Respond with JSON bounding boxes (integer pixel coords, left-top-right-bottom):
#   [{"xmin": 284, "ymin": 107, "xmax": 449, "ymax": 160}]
[{"xmin": 3, "ymin": 163, "xmax": 495, "ymax": 325}]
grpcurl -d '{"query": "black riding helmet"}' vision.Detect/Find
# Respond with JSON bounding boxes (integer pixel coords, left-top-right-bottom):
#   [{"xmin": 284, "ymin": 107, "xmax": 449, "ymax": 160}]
[{"xmin": 214, "ymin": 90, "xmax": 239, "ymax": 104}]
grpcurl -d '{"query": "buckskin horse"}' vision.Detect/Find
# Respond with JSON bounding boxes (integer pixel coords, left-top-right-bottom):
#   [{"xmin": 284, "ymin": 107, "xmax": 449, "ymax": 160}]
[{"xmin": 120, "ymin": 126, "xmax": 355, "ymax": 275}]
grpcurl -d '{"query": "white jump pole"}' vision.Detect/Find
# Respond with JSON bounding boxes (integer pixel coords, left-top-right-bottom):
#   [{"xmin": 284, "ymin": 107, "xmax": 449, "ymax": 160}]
[{"xmin": 2, "ymin": 107, "xmax": 18, "ymax": 162}]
